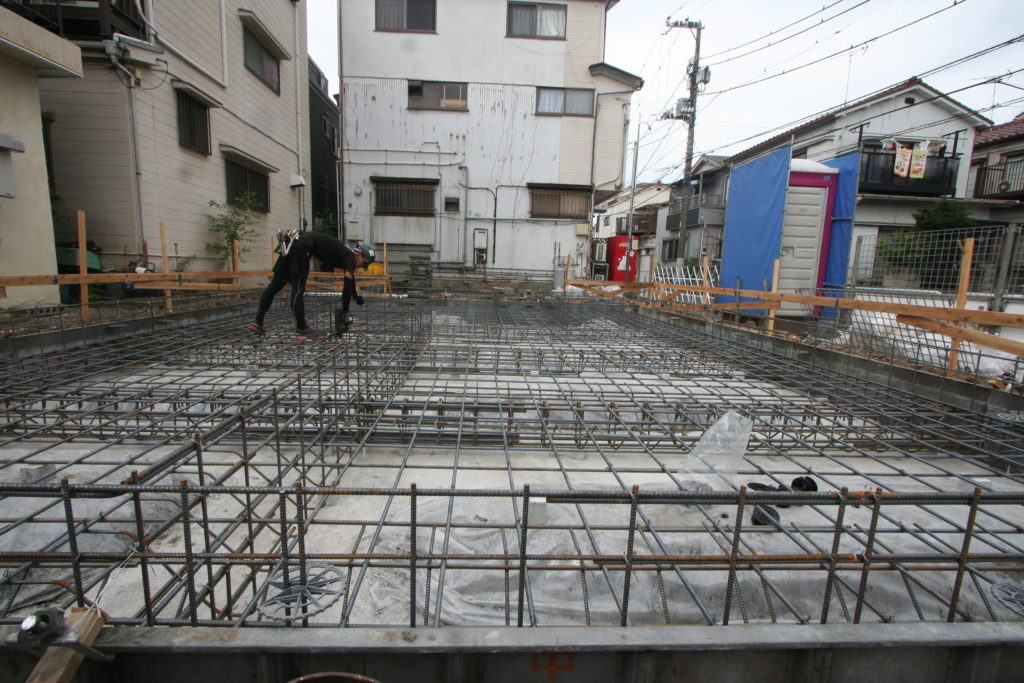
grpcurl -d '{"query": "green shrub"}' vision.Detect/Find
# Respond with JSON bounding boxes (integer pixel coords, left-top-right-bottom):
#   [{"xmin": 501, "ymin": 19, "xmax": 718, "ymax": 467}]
[{"xmin": 207, "ymin": 192, "xmax": 259, "ymax": 266}]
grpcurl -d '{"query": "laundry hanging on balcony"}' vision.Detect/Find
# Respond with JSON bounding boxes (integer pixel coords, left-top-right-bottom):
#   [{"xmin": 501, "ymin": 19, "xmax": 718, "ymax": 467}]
[
  {"xmin": 893, "ymin": 144, "xmax": 912, "ymax": 177},
  {"xmin": 909, "ymin": 140, "xmax": 929, "ymax": 179}
]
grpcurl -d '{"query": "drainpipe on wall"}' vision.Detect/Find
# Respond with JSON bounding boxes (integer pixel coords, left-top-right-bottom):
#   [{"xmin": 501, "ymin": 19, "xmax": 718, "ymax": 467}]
[
  {"xmin": 337, "ymin": 0, "xmax": 346, "ymax": 242},
  {"xmin": 140, "ymin": 0, "xmax": 230, "ymax": 89},
  {"xmin": 292, "ymin": 0, "xmax": 305, "ymax": 232},
  {"xmin": 105, "ymin": 42, "xmax": 146, "ymax": 259}
]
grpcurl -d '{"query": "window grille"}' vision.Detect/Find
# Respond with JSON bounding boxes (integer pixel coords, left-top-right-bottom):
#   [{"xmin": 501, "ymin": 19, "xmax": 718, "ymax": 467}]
[
  {"xmin": 177, "ymin": 91, "xmax": 210, "ymax": 155},
  {"xmin": 226, "ymin": 159, "xmax": 269, "ymax": 212},
  {"xmin": 373, "ymin": 179, "xmax": 436, "ymax": 216},
  {"xmin": 528, "ymin": 186, "xmax": 590, "ymax": 219}
]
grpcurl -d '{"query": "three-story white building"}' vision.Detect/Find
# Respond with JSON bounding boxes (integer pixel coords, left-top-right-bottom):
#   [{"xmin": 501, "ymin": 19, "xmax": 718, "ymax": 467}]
[{"xmin": 339, "ymin": 0, "xmax": 641, "ymax": 286}]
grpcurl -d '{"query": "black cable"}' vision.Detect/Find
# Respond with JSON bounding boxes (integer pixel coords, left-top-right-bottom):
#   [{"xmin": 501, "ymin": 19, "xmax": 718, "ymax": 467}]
[
  {"xmin": 640, "ymin": 92, "xmax": 1024, "ymax": 180},
  {"xmin": 701, "ymin": 0, "xmax": 852, "ymax": 61},
  {"xmin": 702, "ymin": 0, "xmax": 972, "ymax": 97},
  {"xmin": 704, "ymin": 0, "xmax": 873, "ymax": 68}
]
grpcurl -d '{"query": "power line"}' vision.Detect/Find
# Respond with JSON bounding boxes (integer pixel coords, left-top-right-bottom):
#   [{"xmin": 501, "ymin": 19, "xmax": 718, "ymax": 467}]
[
  {"xmin": 704, "ymin": 0, "xmax": 873, "ymax": 68},
  {"xmin": 628, "ymin": 32, "xmax": 1024, "ymax": 181},
  {"xmin": 693, "ymin": 36, "xmax": 1024, "ymax": 157},
  {"xmin": 702, "ymin": 0, "xmax": 971, "ymax": 97},
  {"xmin": 701, "ymin": 0, "xmax": 850, "ymax": 61},
  {"xmin": 640, "ymin": 77, "xmax": 1024, "ymax": 182}
]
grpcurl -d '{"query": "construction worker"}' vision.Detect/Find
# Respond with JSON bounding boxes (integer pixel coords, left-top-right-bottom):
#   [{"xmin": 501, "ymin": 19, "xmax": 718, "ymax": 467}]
[{"xmin": 247, "ymin": 230, "xmax": 375, "ymax": 337}]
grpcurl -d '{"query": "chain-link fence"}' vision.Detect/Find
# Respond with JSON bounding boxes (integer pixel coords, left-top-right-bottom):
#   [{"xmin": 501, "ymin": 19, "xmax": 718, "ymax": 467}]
[
  {"xmin": 802, "ymin": 224, "xmax": 1024, "ymax": 389},
  {"xmin": 848, "ymin": 225, "xmax": 1023, "ymax": 298}
]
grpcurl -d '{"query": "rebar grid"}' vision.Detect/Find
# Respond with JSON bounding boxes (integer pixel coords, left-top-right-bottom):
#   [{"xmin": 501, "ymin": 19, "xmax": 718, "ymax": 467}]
[{"xmin": 1, "ymin": 296, "xmax": 1023, "ymax": 629}]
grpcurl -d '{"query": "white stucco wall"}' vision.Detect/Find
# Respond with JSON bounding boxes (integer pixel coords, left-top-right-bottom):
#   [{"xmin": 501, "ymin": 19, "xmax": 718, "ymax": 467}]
[{"xmin": 340, "ymin": 0, "xmax": 628, "ymax": 274}]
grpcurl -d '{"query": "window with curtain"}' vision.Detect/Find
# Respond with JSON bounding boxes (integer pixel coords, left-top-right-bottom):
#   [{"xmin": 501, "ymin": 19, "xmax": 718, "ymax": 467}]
[
  {"xmin": 537, "ymin": 88, "xmax": 593, "ymax": 116},
  {"xmin": 377, "ymin": 0, "xmax": 435, "ymax": 31},
  {"xmin": 508, "ymin": 2, "xmax": 566, "ymax": 38}
]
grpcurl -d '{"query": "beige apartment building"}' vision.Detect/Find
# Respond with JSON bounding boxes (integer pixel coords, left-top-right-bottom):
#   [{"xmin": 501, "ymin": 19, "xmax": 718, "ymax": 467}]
[{"xmin": 19, "ymin": 0, "xmax": 311, "ymax": 277}]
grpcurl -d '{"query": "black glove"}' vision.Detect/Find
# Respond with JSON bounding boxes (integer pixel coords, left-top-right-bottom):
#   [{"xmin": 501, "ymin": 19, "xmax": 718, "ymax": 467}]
[{"xmin": 355, "ymin": 294, "xmax": 364, "ymax": 306}]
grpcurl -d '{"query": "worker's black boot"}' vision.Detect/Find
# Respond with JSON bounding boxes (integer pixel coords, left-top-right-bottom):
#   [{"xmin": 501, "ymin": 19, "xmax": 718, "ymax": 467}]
[{"xmin": 334, "ymin": 309, "xmax": 352, "ymax": 336}]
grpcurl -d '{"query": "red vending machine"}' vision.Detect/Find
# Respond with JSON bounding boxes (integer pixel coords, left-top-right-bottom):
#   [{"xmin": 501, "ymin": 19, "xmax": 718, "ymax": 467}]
[{"xmin": 607, "ymin": 235, "xmax": 637, "ymax": 281}]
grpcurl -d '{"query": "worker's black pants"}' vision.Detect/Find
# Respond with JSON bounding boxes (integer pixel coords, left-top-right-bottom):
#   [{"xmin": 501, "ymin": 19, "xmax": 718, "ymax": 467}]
[{"xmin": 255, "ymin": 245, "xmax": 311, "ymax": 330}]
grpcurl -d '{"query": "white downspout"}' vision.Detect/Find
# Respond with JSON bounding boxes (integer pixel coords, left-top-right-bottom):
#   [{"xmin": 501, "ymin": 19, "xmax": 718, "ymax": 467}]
[
  {"xmin": 138, "ymin": 0, "xmax": 229, "ymax": 88},
  {"xmin": 293, "ymin": 1, "xmax": 305, "ymax": 230}
]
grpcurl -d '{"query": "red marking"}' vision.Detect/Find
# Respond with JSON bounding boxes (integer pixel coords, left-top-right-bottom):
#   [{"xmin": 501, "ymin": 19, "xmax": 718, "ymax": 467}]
[{"xmin": 531, "ymin": 652, "xmax": 574, "ymax": 681}]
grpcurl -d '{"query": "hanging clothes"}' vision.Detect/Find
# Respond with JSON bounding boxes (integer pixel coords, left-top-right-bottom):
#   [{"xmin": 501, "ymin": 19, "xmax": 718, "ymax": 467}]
[
  {"xmin": 909, "ymin": 141, "xmax": 929, "ymax": 179},
  {"xmin": 894, "ymin": 144, "xmax": 911, "ymax": 178}
]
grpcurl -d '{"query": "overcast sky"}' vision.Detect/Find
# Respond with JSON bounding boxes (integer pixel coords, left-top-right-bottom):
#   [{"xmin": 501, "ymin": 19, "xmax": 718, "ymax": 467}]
[{"xmin": 307, "ymin": 0, "xmax": 1024, "ymax": 183}]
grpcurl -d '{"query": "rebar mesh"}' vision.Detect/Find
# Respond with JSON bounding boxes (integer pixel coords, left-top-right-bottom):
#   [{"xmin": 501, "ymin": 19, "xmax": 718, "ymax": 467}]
[{"xmin": 1, "ymin": 297, "xmax": 1023, "ymax": 629}]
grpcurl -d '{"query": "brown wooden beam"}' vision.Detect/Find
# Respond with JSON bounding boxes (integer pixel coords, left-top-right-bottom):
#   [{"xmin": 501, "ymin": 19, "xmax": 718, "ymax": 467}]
[
  {"xmin": 566, "ymin": 278, "xmax": 1024, "ymax": 329},
  {"xmin": 897, "ymin": 315, "xmax": 1024, "ymax": 358},
  {"xmin": 26, "ymin": 607, "xmax": 106, "ymax": 683}
]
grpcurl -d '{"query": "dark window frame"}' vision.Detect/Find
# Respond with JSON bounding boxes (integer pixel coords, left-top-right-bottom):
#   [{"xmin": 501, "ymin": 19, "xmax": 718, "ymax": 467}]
[
  {"xmin": 408, "ymin": 80, "xmax": 468, "ymax": 111},
  {"xmin": 243, "ymin": 27, "xmax": 280, "ymax": 94},
  {"xmin": 176, "ymin": 90, "xmax": 211, "ymax": 155},
  {"xmin": 507, "ymin": 2, "xmax": 567, "ymax": 40},
  {"xmin": 536, "ymin": 87, "xmax": 594, "ymax": 117},
  {"xmin": 375, "ymin": 0, "xmax": 436, "ymax": 32},
  {"xmin": 661, "ymin": 238, "xmax": 678, "ymax": 261},
  {"xmin": 372, "ymin": 177, "xmax": 438, "ymax": 216},
  {"xmin": 226, "ymin": 159, "xmax": 270, "ymax": 213},
  {"xmin": 527, "ymin": 184, "xmax": 591, "ymax": 220}
]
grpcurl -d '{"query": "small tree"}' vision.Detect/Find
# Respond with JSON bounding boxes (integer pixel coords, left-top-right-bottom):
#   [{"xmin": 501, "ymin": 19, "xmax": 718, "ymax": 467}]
[
  {"xmin": 207, "ymin": 192, "xmax": 260, "ymax": 266},
  {"xmin": 912, "ymin": 198, "xmax": 976, "ymax": 231},
  {"xmin": 913, "ymin": 199, "xmax": 977, "ymax": 290}
]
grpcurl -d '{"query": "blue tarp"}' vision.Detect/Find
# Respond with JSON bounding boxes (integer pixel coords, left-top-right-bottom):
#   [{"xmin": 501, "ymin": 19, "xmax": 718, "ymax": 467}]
[
  {"xmin": 820, "ymin": 151, "xmax": 861, "ymax": 314},
  {"xmin": 718, "ymin": 146, "xmax": 791, "ymax": 312}
]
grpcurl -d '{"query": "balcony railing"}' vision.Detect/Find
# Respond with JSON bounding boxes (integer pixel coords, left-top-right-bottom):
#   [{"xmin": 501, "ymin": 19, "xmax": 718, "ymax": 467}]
[
  {"xmin": 1, "ymin": 0, "xmax": 146, "ymax": 41},
  {"xmin": 616, "ymin": 213, "xmax": 655, "ymax": 235},
  {"xmin": 858, "ymin": 149, "xmax": 959, "ymax": 196},
  {"xmin": 668, "ymin": 194, "xmax": 723, "ymax": 214},
  {"xmin": 975, "ymin": 159, "xmax": 1024, "ymax": 198}
]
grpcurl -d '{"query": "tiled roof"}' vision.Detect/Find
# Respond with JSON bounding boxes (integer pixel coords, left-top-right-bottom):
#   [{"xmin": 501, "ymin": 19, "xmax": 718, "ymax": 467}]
[{"xmin": 974, "ymin": 113, "xmax": 1024, "ymax": 147}]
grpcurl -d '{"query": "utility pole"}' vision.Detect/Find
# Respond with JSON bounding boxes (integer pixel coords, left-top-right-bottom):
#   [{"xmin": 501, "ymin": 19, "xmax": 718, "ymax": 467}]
[{"xmin": 663, "ymin": 19, "xmax": 708, "ymax": 187}]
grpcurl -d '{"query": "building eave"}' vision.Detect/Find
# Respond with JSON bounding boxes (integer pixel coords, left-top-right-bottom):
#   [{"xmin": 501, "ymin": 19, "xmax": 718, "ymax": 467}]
[{"xmin": 589, "ymin": 62, "xmax": 643, "ymax": 91}]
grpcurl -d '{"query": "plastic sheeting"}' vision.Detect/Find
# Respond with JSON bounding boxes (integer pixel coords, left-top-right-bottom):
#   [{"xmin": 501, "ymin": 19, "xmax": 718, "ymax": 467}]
[{"xmin": 719, "ymin": 146, "xmax": 792, "ymax": 312}]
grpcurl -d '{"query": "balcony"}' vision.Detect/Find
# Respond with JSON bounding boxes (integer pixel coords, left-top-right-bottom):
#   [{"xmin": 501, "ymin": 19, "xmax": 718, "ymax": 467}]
[
  {"xmin": 858, "ymin": 149, "xmax": 959, "ymax": 197},
  {"xmin": 666, "ymin": 194, "xmax": 724, "ymax": 230},
  {"xmin": 616, "ymin": 213, "xmax": 655, "ymax": 235},
  {"xmin": 974, "ymin": 159, "xmax": 1024, "ymax": 199},
  {"xmin": 1, "ymin": 0, "xmax": 146, "ymax": 41}
]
